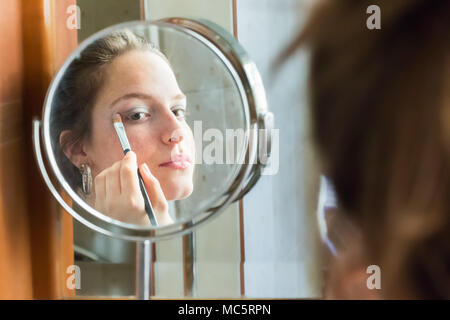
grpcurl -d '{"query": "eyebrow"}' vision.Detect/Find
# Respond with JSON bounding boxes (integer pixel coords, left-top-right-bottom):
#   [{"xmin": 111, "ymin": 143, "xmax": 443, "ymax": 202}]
[{"xmin": 110, "ymin": 92, "xmax": 186, "ymax": 107}]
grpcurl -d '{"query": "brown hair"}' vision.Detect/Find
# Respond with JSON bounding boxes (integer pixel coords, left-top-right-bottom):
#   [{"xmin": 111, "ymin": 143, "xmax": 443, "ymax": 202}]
[
  {"xmin": 278, "ymin": 0, "xmax": 450, "ymax": 298},
  {"xmin": 51, "ymin": 29, "xmax": 170, "ymax": 190}
]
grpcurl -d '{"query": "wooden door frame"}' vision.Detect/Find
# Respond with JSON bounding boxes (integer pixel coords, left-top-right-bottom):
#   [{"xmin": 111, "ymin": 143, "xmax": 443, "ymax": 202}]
[{"xmin": 22, "ymin": 0, "xmax": 77, "ymax": 299}]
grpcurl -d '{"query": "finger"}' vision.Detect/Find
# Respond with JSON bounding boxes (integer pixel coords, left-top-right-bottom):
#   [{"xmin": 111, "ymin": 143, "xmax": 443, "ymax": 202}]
[
  {"xmin": 138, "ymin": 162, "xmax": 168, "ymax": 213},
  {"xmin": 105, "ymin": 161, "xmax": 122, "ymax": 203},
  {"xmin": 120, "ymin": 151, "xmax": 140, "ymax": 196}
]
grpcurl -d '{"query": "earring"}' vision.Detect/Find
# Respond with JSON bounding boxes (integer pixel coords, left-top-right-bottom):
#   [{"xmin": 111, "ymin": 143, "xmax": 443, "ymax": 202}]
[{"xmin": 80, "ymin": 163, "xmax": 92, "ymax": 195}]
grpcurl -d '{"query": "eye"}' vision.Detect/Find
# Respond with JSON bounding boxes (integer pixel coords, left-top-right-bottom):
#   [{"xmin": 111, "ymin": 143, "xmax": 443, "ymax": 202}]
[
  {"xmin": 172, "ymin": 106, "xmax": 186, "ymax": 119},
  {"xmin": 128, "ymin": 112, "xmax": 148, "ymax": 121},
  {"xmin": 124, "ymin": 106, "xmax": 151, "ymax": 122}
]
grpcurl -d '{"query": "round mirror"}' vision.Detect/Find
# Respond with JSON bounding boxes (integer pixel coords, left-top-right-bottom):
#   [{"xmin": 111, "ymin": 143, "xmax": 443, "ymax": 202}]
[{"xmin": 33, "ymin": 18, "xmax": 272, "ymax": 242}]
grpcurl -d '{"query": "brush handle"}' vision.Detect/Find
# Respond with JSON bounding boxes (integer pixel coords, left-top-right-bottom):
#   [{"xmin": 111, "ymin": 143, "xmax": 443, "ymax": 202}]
[
  {"xmin": 138, "ymin": 169, "xmax": 158, "ymax": 227},
  {"xmin": 138, "ymin": 170, "xmax": 158, "ymax": 227},
  {"xmin": 123, "ymin": 149, "xmax": 158, "ymax": 226}
]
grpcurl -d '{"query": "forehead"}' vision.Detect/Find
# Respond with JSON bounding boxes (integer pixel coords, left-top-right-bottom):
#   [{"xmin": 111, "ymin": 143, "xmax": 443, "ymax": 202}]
[{"xmin": 98, "ymin": 50, "xmax": 180, "ymax": 103}]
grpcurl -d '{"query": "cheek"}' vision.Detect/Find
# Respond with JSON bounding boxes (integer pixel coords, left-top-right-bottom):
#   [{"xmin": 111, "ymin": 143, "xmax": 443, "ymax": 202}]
[
  {"xmin": 88, "ymin": 124, "xmax": 123, "ymax": 172},
  {"xmin": 126, "ymin": 127, "xmax": 160, "ymax": 163}
]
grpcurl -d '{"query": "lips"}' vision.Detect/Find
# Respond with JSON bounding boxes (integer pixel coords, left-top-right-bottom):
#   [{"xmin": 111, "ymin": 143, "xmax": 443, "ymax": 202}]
[{"xmin": 159, "ymin": 154, "xmax": 192, "ymax": 170}]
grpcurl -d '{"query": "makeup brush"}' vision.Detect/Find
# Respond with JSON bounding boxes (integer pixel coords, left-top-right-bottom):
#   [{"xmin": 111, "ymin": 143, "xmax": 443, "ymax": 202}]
[{"xmin": 113, "ymin": 113, "xmax": 158, "ymax": 227}]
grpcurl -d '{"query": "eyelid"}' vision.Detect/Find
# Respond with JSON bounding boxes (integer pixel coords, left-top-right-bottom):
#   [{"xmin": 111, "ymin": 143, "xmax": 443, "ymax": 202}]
[
  {"xmin": 129, "ymin": 105, "xmax": 150, "ymax": 112},
  {"xmin": 171, "ymin": 104, "xmax": 186, "ymax": 110},
  {"xmin": 122, "ymin": 105, "xmax": 151, "ymax": 116},
  {"xmin": 119, "ymin": 105, "xmax": 151, "ymax": 122}
]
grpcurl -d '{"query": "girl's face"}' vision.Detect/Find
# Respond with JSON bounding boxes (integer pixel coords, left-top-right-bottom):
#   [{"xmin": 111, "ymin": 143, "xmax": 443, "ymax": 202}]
[{"xmin": 83, "ymin": 50, "xmax": 195, "ymax": 201}]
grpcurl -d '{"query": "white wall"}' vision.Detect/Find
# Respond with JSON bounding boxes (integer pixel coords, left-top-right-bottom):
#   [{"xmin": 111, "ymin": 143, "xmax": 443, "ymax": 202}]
[{"xmin": 236, "ymin": 0, "xmax": 323, "ymax": 298}]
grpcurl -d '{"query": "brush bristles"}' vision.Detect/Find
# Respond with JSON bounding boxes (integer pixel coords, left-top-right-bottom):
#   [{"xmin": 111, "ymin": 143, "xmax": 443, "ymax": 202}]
[{"xmin": 113, "ymin": 113, "xmax": 122, "ymax": 124}]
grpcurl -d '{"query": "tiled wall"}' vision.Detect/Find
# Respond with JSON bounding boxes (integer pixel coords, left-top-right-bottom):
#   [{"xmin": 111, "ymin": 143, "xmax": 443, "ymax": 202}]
[{"xmin": 77, "ymin": 0, "xmax": 142, "ymax": 42}]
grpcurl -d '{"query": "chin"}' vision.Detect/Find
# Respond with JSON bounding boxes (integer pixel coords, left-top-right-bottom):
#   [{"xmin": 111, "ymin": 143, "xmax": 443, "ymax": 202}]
[{"xmin": 164, "ymin": 181, "xmax": 194, "ymax": 201}]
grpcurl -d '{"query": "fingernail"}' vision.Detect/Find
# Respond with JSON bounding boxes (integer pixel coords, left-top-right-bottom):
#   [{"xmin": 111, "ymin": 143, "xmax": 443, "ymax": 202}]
[{"xmin": 125, "ymin": 150, "xmax": 136, "ymax": 159}]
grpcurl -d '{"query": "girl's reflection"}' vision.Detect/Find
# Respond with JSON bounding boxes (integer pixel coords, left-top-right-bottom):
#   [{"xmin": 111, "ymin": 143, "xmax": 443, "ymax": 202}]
[{"xmin": 53, "ymin": 30, "xmax": 196, "ymax": 226}]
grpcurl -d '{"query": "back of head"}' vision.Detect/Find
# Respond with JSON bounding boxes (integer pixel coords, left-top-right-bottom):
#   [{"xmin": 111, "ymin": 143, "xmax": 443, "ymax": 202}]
[{"xmin": 280, "ymin": 0, "xmax": 450, "ymax": 298}]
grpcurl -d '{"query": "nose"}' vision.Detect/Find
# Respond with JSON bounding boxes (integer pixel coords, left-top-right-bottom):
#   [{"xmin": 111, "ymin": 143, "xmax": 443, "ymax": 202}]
[{"xmin": 160, "ymin": 110, "xmax": 184, "ymax": 145}]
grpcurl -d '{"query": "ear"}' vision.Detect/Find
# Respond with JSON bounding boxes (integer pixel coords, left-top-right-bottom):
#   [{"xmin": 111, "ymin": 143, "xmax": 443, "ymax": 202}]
[{"xmin": 59, "ymin": 130, "xmax": 89, "ymax": 169}]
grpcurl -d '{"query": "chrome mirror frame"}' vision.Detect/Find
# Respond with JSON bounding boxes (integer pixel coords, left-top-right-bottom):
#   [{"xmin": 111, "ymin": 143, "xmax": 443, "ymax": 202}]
[{"xmin": 33, "ymin": 18, "xmax": 273, "ymax": 242}]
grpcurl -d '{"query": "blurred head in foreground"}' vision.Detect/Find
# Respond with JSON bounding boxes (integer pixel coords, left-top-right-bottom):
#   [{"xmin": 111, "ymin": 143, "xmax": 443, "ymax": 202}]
[{"xmin": 279, "ymin": 0, "xmax": 450, "ymax": 299}]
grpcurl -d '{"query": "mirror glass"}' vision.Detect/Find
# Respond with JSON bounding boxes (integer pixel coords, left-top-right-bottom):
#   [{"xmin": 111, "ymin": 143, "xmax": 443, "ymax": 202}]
[{"xmin": 43, "ymin": 20, "xmax": 254, "ymax": 236}]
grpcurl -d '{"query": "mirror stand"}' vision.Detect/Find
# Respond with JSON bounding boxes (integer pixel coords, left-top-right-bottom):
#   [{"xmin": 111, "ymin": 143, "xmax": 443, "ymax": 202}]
[{"xmin": 135, "ymin": 240, "xmax": 152, "ymax": 300}]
